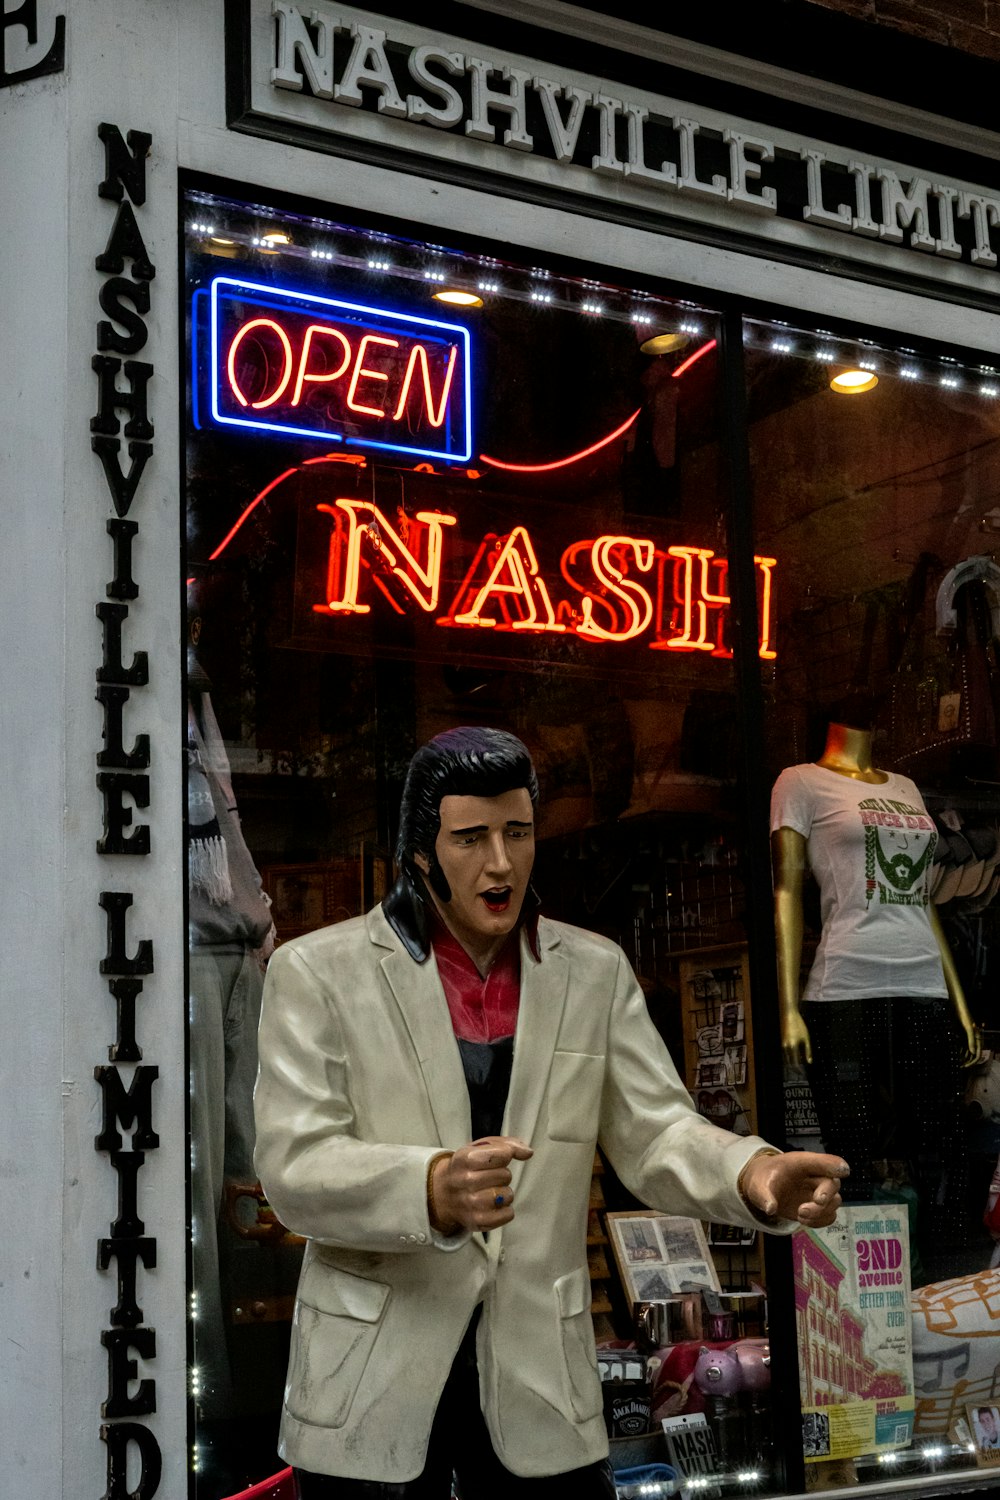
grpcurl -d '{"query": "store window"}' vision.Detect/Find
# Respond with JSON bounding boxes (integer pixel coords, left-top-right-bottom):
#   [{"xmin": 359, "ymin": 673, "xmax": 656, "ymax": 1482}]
[
  {"xmin": 182, "ymin": 186, "xmax": 784, "ymax": 1497},
  {"xmin": 184, "ymin": 184, "xmax": 1000, "ymax": 1499},
  {"xmin": 751, "ymin": 313, "xmax": 1000, "ymax": 1488}
]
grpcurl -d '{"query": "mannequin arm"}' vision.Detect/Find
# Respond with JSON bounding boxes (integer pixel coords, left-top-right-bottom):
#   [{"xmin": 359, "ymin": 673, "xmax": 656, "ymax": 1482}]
[
  {"xmin": 927, "ymin": 903, "xmax": 982, "ymax": 1065},
  {"xmin": 771, "ymin": 827, "xmax": 812, "ymax": 1065}
]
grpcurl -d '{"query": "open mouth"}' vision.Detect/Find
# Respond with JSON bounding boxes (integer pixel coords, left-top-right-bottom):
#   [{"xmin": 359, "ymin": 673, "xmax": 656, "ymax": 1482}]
[{"xmin": 479, "ymin": 886, "xmax": 513, "ymax": 913}]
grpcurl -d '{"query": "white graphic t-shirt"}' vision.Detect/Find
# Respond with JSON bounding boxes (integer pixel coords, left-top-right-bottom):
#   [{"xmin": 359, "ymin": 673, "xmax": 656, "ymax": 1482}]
[{"xmin": 770, "ymin": 763, "xmax": 946, "ymax": 1002}]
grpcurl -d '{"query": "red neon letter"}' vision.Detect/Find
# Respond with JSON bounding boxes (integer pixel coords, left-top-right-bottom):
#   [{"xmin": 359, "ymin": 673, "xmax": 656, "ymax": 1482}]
[
  {"xmin": 449, "ymin": 527, "xmax": 566, "ymax": 632},
  {"xmin": 576, "ymin": 536, "xmax": 655, "ymax": 642},
  {"xmin": 290, "ymin": 323, "xmax": 353, "ymax": 406},
  {"xmin": 755, "ymin": 555, "xmax": 777, "ymax": 659},
  {"xmin": 392, "ymin": 343, "xmax": 458, "ymax": 428},
  {"xmin": 659, "ymin": 546, "xmax": 727, "ymax": 653},
  {"xmin": 313, "ymin": 500, "xmax": 457, "ymax": 616},
  {"xmin": 346, "ymin": 334, "xmax": 399, "ymax": 417},
  {"xmin": 653, "ymin": 547, "xmax": 777, "ymax": 658},
  {"xmin": 227, "ymin": 318, "xmax": 294, "ymax": 409}
]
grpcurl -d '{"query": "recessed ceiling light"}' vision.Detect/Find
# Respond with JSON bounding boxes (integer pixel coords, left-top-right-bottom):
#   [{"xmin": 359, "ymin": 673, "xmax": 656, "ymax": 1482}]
[
  {"xmin": 433, "ymin": 289, "xmax": 483, "ymax": 307},
  {"xmin": 640, "ymin": 331, "xmax": 691, "ymax": 356},
  {"xmin": 830, "ymin": 369, "xmax": 879, "ymax": 394}
]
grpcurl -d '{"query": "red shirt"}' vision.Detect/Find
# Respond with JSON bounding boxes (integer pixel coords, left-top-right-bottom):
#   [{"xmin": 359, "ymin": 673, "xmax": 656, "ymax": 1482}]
[{"xmin": 430, "ymin": 914, "xmax": 520, "ymax": 1044}]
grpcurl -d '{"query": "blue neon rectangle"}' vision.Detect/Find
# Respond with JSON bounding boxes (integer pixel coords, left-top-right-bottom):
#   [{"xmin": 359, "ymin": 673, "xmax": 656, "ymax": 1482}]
[{"xmin": 207, "ymin": 276, "xmax": 473, "ymax": 463}]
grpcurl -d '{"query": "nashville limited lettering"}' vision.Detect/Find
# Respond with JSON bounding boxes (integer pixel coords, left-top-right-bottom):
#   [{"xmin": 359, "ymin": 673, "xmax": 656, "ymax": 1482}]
[{"xmin": 268, "ymin": 5, "xmax": 1000, "ymax": 275}]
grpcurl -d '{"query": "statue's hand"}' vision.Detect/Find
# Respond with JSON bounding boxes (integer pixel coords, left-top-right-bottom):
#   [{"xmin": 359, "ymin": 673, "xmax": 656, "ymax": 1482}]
[
  {"xmin": 429, "ymin": 1135, "xmax": 533, "ymax": 1235},
  {"xmin": 741, "ymin": 1150, "xmax": 849, "ymax": 1228}
]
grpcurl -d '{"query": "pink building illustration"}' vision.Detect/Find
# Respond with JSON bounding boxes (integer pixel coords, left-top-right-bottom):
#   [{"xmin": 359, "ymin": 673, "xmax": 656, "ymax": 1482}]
[{"xmin": 794, "ymin": 1233, "xmax": 877, "ymax": 1405}]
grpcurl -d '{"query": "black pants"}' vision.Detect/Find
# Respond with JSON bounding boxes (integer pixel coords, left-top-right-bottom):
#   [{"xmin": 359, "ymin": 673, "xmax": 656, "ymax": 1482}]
[
  {"xmin": 804, "ymin": 996, "xmax": 966, "ymax": 1237},
  {"xmin": 293, "ymin": 1313, "xmax": 616, "ymax": 1499}
]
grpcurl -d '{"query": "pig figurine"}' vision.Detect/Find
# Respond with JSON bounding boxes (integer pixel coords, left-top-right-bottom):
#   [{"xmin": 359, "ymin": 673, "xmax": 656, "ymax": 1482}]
[
  {"xmin": 693, "ymin": 1344, "xmax": 743, "ymax": 1397},
  {"xmin": 693, "ymin": 1344, "xmax": 744, "ymax": 1465}
]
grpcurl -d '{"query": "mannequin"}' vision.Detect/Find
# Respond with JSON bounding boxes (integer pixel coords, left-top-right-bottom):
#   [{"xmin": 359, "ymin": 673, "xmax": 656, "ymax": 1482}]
[
  {"xmin": 187, "ymin": 601, "xmax": 274, "ymax": 1449},
  {"xmin": 772, "ymin": 718, "xmax": 980, "ymax": 1267}
]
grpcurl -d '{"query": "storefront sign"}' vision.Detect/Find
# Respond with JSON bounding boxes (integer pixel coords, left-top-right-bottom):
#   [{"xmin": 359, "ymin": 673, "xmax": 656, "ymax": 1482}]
[
  {"xmin": 92, "ymin": 122, "xmax": 161, "ymax": 1500},
  {"xmin": 310, "ymin": 499, "xmax": 777, "ymax": 658},
  {"xmin": 206, "ymin": 457, "xmax": 778, "ymax": 659},
  {"xmin": 1, "ymin": 0, "xmax": 65, "ymax": 87},
  {"xmin": 206, "ymin": 275, "xmax": 471, "ymax": 459},
  {"xmin": 234, "ymin": 2, "xmax": 1000, "ymax": 293}
]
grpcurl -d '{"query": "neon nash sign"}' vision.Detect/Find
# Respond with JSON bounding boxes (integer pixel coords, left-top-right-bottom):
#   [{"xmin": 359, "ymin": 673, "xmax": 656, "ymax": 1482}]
[
  {"xmin": 310, "ymin": 499, "xmax": 776, "ymax": 658},
  {"xmin": 208, "ymin": 277, "xmax": 472, "ymax": 461}
]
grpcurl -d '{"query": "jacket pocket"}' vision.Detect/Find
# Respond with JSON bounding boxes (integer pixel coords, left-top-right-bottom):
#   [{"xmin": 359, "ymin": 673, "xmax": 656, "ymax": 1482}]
[
  {"xmin": 285, "ymin": 1263, "xmax": 390, "ymax": 1430},
  {"xmin": 547, "ymin": 1051, "xmax": 604, "ymax": 1143},
  {"xmin": 554, "ymin": 1266, "xmax": 603, "ymax": 1422}
]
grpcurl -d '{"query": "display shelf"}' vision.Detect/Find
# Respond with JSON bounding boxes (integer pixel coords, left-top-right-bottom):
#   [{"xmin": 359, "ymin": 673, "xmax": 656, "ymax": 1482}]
[{"xmin": 678, "ymin": 943, "xmax": 763, "ymax": 1288}]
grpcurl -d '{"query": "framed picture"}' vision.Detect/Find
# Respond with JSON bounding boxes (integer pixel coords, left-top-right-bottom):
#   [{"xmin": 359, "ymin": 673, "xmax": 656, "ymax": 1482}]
[
  {"xmin": 720, "ymin": 1000, "xmax": 745, "ymax": 1043},
  {"xmin": 696, "ymin": 1060, "xmax": 726, "ymax": 1088},
  {"xmin": 723, "ymin": 1044, "xmax": 747, "ymax": 1086},
  {"xmin": 966, "ymin": 1404, "xmax": 1000, "ymax": 1467},
  {"xmin": 259, "ymin": 859, "xmax": 360, "ymax": 940},
  {"xmin": 707, "ymin": 1221, "xmax": 757, "ymax": 1249},
  {"xmin": 696, "ymin": 1023, "xmax": 724, "ymax": 1057},
  {"xmin": 607, "ymin": 1210, "xmax": 720, "ymax": 1306},
  {"xmin": 694, "ymin": 1085, "xmax": 749, "ymax": 1135}
]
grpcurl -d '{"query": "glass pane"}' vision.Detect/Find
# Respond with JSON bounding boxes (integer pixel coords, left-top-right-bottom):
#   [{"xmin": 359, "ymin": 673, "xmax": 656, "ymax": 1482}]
[
  {"xmin": 184, "ymin": 186, "xmax": 778, "ymax": 1496},
  {"xmin": 749, "ymin": 314, "xmax": 1000, "ymax": 1488}
]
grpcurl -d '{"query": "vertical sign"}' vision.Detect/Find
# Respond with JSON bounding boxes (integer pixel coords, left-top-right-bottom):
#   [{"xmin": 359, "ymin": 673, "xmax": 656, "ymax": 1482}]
[{"xmin": 92, "ymin": 122, "xmax": 162, "ymax": 1500}]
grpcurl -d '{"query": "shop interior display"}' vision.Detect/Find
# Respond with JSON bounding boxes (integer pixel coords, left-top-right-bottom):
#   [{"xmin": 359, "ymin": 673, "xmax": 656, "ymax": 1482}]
[
  {"xmin": 771, "ymin": 717, "xmax": 975, "ymax": 1281},
  {"xmin": 184, "ymin": 190, "xmax": 1000, "ymax": 1497}
]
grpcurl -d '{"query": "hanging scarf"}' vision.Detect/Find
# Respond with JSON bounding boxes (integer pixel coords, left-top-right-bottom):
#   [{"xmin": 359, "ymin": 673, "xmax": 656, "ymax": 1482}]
[{"xmin": 188, "ymin": 695, "xmax": 234, "ymax": 906}]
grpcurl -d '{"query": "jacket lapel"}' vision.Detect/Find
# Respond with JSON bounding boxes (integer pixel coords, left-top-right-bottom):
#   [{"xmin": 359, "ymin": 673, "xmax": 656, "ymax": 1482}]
[
  {"xmin": 371, "ymin": 909, "xmax": 472, "ymax": 1149},
  {"xmin": 503, "ymin": 919, "xmax": 568, "ymax": 1157}
]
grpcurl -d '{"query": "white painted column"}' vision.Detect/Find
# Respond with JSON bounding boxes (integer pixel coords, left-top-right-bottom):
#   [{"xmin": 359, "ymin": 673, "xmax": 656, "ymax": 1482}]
[{"xmin": 2, "ymin": 4, "xmax": 189, "ymax": 1495}]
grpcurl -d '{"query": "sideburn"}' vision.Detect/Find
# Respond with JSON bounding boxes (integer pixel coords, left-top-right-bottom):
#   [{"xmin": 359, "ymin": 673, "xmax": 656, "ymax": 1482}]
[{"xmin": 426, "ymin": 853, "xmax": 452, "ymax": 904}]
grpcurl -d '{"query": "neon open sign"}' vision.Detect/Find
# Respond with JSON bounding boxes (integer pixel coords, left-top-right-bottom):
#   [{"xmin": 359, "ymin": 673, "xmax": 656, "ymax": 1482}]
[{"xmin": 208, "ymin": 277, "xmax": 472, "ymax": 461}]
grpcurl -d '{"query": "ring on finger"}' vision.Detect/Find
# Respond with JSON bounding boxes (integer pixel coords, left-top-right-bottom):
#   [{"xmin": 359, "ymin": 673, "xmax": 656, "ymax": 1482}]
[{"xmin": 494, "ymin": 1193, "xmax": 505, "ymax": 1208}]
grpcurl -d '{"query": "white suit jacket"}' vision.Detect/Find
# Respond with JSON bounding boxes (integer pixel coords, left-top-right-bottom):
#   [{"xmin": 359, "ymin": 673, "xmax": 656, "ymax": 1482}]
[{"xmin": 254, "ymin": 905, "xmax": 782, "ymax": 1481}]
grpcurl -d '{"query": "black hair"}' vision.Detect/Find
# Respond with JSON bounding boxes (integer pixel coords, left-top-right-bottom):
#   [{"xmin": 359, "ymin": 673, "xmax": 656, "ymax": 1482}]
[{"xmin": 396, "ymin": 726, "xmax": 538, "ymax": 901}]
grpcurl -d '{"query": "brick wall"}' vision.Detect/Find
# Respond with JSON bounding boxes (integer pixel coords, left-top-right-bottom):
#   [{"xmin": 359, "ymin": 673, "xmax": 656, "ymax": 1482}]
[{"xmin": 804, "ymin": 0, "xmax": 1000, "ymax": 60}]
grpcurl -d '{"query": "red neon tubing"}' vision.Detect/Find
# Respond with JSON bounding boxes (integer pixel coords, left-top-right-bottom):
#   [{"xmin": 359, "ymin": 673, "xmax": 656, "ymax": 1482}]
[
  {"xmin": 671, "ymin": 338, "xmax": 717, "ymax": 379},
  {"xmin": 480, "ymin": 408, "xmax": 640, "ymax": 473},
  {"xmin": 206, "ymin": 451, "xmax": 362, "ymax": 561},
  {"xmin": 208, "ymin": 467, "xmax": 298, "ymax": 561}
]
